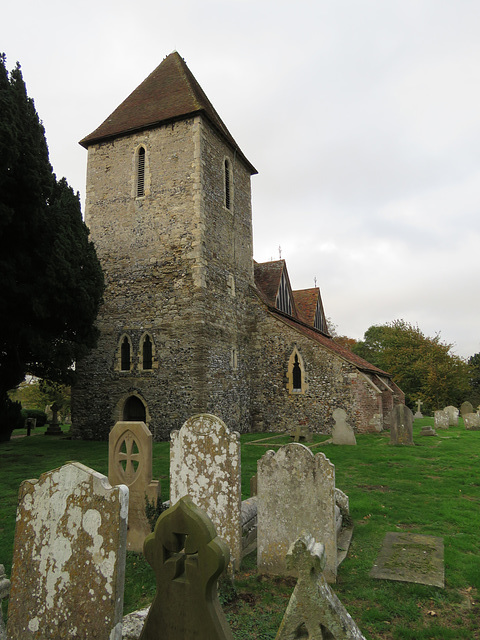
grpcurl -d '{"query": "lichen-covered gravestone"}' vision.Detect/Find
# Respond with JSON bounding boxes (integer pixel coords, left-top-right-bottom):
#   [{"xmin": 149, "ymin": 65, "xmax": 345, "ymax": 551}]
[
  {"xmin": 390, "ymin": 404, "xmax": 414, "ymax": 445},
  {"xmin": 139, "ymin": 496, "xmax": 233, "ymax": 640},
  {"xmin": 434, "ymin": 409, "xmax": 449, "ymax": 430},
  {"xmin": 460, "ymin": 401, "xmax": 474, "ymax": 416},
  {"xmin": 444, "ymin": 405, "xmax": 459, "ymax": 426},
  {"xmin": 276, "ymin": 535, "xmax": 366, "ymax": 640},
  {"xmin": 332, "ymin": 408, "xmax": 356, "ymax": 445},
  {"xmin": 463, "ymin": 412, "xmax": 480, "ymax": 430},
  {"xmin": 109, "ymin": 421, "xmax": 160, "ymax": 552},
  {"xmin": 7, "ymin": 462, "xmax": 128, "ymax": 640},
  {"xmin": 170, "ymin": 414, "xmax": 242, "ymax": 571},
  {"xmin": 257, "ymin": 444, "xmax": 338, "ymax": 582}
]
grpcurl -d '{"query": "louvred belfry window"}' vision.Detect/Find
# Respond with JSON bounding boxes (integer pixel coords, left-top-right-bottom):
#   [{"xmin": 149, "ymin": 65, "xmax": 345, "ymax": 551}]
[
  {"xmin": 225, "ymin": 159, "xmax": 231, "ymax": 209},
  {"xmin": 136, "ymin": 147, "xmax": 146, "ymax": 197}
]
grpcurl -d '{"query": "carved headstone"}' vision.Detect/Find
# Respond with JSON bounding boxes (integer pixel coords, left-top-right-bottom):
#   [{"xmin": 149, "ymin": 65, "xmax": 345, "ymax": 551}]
[
  {"xmin": 139, "ymin": 496, "xmax": 233, "ymax": 640},
  {"xmin": 434, "ymin": 409, "xmax": 449, "ymax": 430},
  {"xmin": 460, "ymin": 401, "xmax": 474, "ymax": 416},
  {"xmin": 444, "ymin": 406, "xmax": 459, "ymax": 426},
  {"xmin": 170, "ymin": 414, "xmax": 242, "ymax": 571},
  {"xmin": 7, "ymin": 462, "xmax": 128, "ymax": 640},
  {"xmin": 0, "ymin": 565, "xmax": 10, "ymax": 640},
  {"xmin": 390, "ymin": 405, "xmax": 414, "ymax": 445},
  {"xmin": 257, "ymin": 444, "xmax": 338, "ymax": 582},
  {"xmin": 276, "ymin": 535, "xmax": 366, "ymax": 640},
  {"xmin": 109, "ymin": 421, "xmax": 160, "ymax": 551},
  {"xmin": 463, "ymin": 412, "xmax": 480, "ymax": 430},
  {"xmin": 332, "ymin": 408, "xmax": 356, "ymax": 445}
]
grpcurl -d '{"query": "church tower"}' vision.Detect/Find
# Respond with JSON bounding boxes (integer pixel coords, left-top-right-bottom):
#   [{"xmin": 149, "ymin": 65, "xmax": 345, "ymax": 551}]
[{"xmin": 72, "ymin": 53, "xmax": 257, "ymax": 439}]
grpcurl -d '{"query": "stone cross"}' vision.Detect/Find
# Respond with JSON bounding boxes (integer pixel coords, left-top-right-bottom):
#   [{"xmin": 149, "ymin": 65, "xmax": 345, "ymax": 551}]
[
  {"xmin": 45, "ymin": 401, "xmax": 62, "ymax": 435},
  {"xmin": 416, "ymin": 400, "xmax": 423, "ymax": 413},
  {"xmin": 276, "ymin": 535, "xmax": 366, "ymax": 640},
  {"xmin": 139, "ymin": 496, "xmax": 233, "ymax": 640},
  {"xmin": 109, "ymin": 421, "xmax": 161, "ymax": 552},
  {"xmin": 7, "ymin": 462, "xmax": 128, "ymax": 640},
  {"xmin": 0, "ymin": 565, "xmax": 10, "ymax": 640}
]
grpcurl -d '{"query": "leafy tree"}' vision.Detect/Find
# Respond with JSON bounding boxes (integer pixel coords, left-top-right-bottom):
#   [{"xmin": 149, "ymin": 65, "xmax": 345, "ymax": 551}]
[
  {"xmin": 352, "ymin": 320, "xmax": 470, "ymax": 413},
  {"xmin": 467, "ymin": 353, "xmax": 480, "ymax": 408},
  {"xmin": 0, "ymin": 55, "xmax": 103, "ymax": 441}
]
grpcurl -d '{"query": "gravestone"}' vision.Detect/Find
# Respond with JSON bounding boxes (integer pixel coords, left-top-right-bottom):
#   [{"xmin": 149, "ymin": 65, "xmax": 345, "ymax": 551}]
[
  {"xmin": 276, "ymin": 535, "xmax": 366, "ymax": 640},
  {"xmin": 257, "ymin": 444, "xmax": 338, "ymax": 582},
  {"xmin": 0, "ymin": 565, "xmax": 10, "ymax": 640},
  {"xmin": 420, "ymin": 426, "xmax": 437, "ymax": 436},
  {"xmin": 460, "ymin": 401, "xmax": 474, "ymax": 416},
  {"xmin": 390, "ymin": 405, "xmax": 414, "ymax": 445},
  {"xmin": 444, "ymin": 405, "xmax": 459, "ymax": 426},
  {"xmin": 7, "ymin": 462, "xmax": 128, "ymax": 640},
  {"xmin": 139, "ymin": 496, "xmax": 233, "ymax": 640},
  {"xmin": 434, "ymin": 409, "xmax": 449, "ymax": 430},
  {"xmin": 413, "ymin": 399, "xmax": 423, "ymax": 419},
  {"xmin": 332, "ymin": 408, "xmax": 356, "ymax": 445},
  {"xmin": 109, "ymin": 421, "xmax": 161, "ymax": 552},
  {"xmin": 44, "ymin": 401, "xmax": 62, "ymax": 436},
  {"xmin": 170, "ymin": 414, "xmax": 242, "ymax": 571},
  {"xmin": 463, "ymin": 412, "xmax": 480, "ymax": 430},
  {"xmin": 289, "ymin": 423, "xmax": 312, "ymax": 443}
]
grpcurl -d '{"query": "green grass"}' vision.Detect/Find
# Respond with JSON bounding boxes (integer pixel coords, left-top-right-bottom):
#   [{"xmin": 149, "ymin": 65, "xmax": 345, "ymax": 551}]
[{"xmin": 1, "ymin": 419, "xmax": 479, "ymax": 638}]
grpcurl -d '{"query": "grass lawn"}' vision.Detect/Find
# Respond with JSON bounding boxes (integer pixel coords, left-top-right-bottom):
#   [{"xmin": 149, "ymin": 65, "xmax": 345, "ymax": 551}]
[{"xmin": 1, "ymin": 419, "xmax": 479, "ymax": 639}]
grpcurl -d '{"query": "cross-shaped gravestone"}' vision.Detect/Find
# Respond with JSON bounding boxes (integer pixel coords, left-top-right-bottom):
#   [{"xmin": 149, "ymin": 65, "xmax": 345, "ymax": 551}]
[
  {"xmin": 139, "ymin": 496, "xmax": 233, "ymax": 640},
  {"xmin": 416, "ymin": 400, "xmax": 423, "ymax": 413},
  {"xmin": 45, "ymin": 401, "xmax": 62, "ymax": 435},
  {"xmin": 276, "ymin": 535, "xmax": 366, "ymax": 640}
]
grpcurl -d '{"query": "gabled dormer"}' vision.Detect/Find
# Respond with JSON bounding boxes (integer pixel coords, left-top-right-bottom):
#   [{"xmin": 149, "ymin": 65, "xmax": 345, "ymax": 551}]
[
  {"xmin": 292, "ymin": 288, "xmax": 329, "ymax": 335},
  {"xmin": 254, "ymin": 260, "xmax": 297, "ymax": 317}
]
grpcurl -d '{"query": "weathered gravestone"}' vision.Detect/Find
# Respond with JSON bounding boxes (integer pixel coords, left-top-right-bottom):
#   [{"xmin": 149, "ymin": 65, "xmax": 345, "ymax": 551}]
[
  {"xmin": 109, "ymin": 421, "xmax": 161, "ymax": 552},
  {"xmin": 390, "ymin": 405, "xmax": 414, "ymax": 445},
  {"xmin": 463, "ymin": 412, "xmax": 480, "ymax": 430},
  {"xmin": 7, "ymin": 462, "xmax": 128, "ymax": 640},
  {"xmin": 332, "ymin": 408, "xmax": 356, "ymax": 445},
  {"xmin": 414, "ymin": 399, "xmax": 423, "ymax": 420},
  {"xmin": 444, "ymin": 405, "xmax": 459, "ymax": 426},
  {"xmin": 139, "ymin": 496, "xmax": 233, "ymax": 640},
  {"xmin": 170, "ymin": 414, "xmax": 242, "ymax": 571},
  {"xmin": 257, "ymin": 444, "xmax": 340, "ymax": 583},
  {"xmin": 0, "ymin": 565, "xmax": 10, "ymax": 640},
  {"xmin": 420, "ymin": 426, "xmax": 437, "ymax": 437},
  {"xmin": 44, "ymin": 401, "xmax": 62, "ymax": 436},
  {"xmin": 434, "ymin": 409, "xmax": 449, "ymax": 430},
  {"xmin": 276, "ymin": 535, "xmax": 366, "ymax": 640},
  {"xmin": 460, "ymin": 401, "xmax": 474, "ymax": 416}
]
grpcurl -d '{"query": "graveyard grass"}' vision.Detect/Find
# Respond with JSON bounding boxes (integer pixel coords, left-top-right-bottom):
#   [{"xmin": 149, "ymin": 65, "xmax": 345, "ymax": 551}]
[{"xmin": 1, "ymin": 419, "xmax": 479, "ymax": 639}]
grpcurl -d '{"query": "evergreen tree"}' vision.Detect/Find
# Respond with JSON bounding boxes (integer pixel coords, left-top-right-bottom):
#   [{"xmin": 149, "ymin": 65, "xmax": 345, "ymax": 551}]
[{"xmin": 0, "ymin": 55, "xmax": 103, "ymax": 440}]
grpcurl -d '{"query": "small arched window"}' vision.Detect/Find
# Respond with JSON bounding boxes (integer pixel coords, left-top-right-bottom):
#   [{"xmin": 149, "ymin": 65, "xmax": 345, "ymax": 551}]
[
  {"xmin": 287, "ymin": 347, "xmax": 308, "ymax": 395},
  {"xmin": 142, "ymin": 335, "xmax": 153, "ymax": 370},
  {"xmin": 224, "ymin": 158, "xmax": 232, "ymax": 210},
  {"xmin": 121, "ymin": 336, "xmax": 131, "ymax": 371},
  {"xmin": 292, "ymin": 354, "xmax": 302, "ymax": 390},
  {"xmin": 136, "ymin": 146, "xmax": 146, "ymax": 198}
]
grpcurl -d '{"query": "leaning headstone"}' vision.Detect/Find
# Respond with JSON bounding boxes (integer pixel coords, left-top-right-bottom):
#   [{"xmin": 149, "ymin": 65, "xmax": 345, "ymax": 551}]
[
  {"xmin": 109, "ymin": 421, "xmax": 161, "ymax": 552},
  {"xmin": 390, "ymin": 405, "xmax": 414, "ymax": 445},
  {"xmin": 460, "ymin": 401, "xmax": 474, "ymax": 416},
  {"xmin": 139, "ymin": 496, "xmax": 233, "ymax": 640},
  {"xmin": 332, "ymin": 408, "xmax": 356, "ymax": 445},
  {"xmin": 7, "ymin": 462, "xmax": 128, "ymax": 640},
  {"xmin": 44, "ymin": 401, "xmax": 62, "ymax": 435},
  {"xmin": 0, "ymin": 565, "xmax": 10, "ymax": 640},
  {"xmin": 170, "ymin": 414, "xmax": 242, "ymax": 572},
  {"xmin": 276, "ymin": 535, "xmax": 366, "ymax": 640},
  {"xmin": 414, "ymin": 399, "xmax": 423, "ymax": 419},
  {"xmin": 258, "ymin": 444, "xmax": 338, "ymax": 582},
  {"xmin": 434, "ymin": 409, "xmax": 449, "ymax": 430},
  {"xmin": 463, "ymin": 413, "xmax": 480, "ymax": 430},
  {"xmin": 444, "ymin": 406, "xmax": 459, "ymax": 426}
]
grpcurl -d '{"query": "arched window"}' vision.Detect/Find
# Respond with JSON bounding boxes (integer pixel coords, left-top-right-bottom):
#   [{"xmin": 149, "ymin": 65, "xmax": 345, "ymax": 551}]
[
  {"xmin": 121, "ymin": 337, "xmax": 131, "ymax": 371},
  {"xmin": 224, "ymin": 158, "xmax": 232, "ymax": 210},
  {"xmin": 142, "ymin": 335, "xmax": 153, "ymax": 370},
  {"xmin": 136, "ymin": 146, "xmax": 146, "ymax": 198},
  {"xmin": 287, "ymin": 347, "xmax": 308, "ymax": 395}
]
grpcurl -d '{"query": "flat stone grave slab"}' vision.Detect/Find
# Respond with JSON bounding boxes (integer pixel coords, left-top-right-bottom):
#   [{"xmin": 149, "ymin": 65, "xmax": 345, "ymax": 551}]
[{"xmin": 370, "ymin": 532, "xmax": 444, "ymax": 588}]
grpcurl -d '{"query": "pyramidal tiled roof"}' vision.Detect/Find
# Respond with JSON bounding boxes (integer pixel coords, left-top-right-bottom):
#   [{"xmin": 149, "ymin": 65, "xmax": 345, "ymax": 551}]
[{"xmin": 79, "ymin": 52, "xmax": 257, "ymax": 173}]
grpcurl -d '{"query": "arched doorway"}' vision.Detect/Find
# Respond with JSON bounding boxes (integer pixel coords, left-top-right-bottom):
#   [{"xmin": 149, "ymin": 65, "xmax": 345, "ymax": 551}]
[{"xmin": 123, "ymin": 395, "xmax": 146, "ymax": 422}]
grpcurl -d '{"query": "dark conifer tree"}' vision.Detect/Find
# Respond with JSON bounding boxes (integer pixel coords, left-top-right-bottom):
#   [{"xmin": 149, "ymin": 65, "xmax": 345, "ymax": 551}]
[{"xmin": 0, "ymin": 55, "xmax": 104, "ymax": 440}]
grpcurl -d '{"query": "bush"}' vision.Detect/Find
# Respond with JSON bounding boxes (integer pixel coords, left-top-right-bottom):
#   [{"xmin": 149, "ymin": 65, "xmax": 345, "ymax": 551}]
[
  {"xmin": 0, "ymin": 395, "xmax": 23, "ymax": 442},
  {"xmin": 20, "ymin": 408, "xmax": 48, "ymax": 428}
]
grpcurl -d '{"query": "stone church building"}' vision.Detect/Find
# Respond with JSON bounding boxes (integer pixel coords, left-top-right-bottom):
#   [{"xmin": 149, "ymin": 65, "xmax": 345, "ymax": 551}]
[{"xmin": 71, "ymin": 52, "xmax": 403, "ymax": 441}]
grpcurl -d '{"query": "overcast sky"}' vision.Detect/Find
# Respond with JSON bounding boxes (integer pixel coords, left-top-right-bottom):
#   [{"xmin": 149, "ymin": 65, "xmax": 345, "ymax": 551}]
[{"xmin": 2, "ymin": 0, "xmax": 480, "ymax": 357}]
